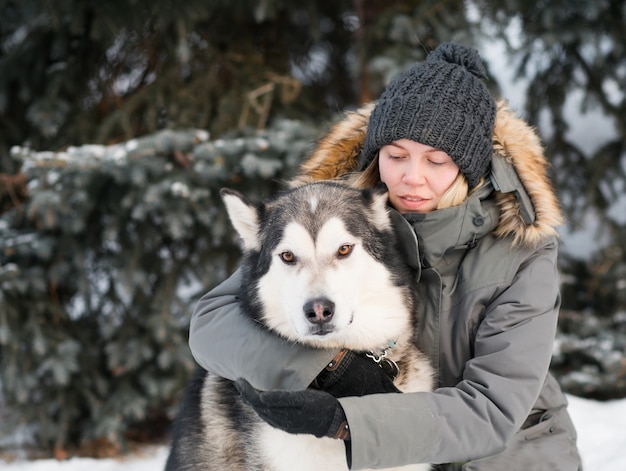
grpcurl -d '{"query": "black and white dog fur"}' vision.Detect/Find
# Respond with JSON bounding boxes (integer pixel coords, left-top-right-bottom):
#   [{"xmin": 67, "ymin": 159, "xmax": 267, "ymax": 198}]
[{"xmin": 165, "ymin": 182, "xmax": 433, "ymax": 471}]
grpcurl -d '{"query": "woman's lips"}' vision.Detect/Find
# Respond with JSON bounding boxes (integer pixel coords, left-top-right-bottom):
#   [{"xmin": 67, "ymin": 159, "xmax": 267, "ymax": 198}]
[{"xmin": 399, "ymin": 195, "xmax": 428, "ymax": 209}]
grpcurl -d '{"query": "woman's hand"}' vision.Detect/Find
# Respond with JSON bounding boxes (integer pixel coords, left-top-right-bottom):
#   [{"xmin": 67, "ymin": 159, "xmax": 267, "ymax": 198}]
[
  {"xmin": 314, "ymin": 349, "xmax": 401, "ymax": 397},
  {"xmin": 235, "ymin": 378, "xmax": 350, "ymax": 440}
]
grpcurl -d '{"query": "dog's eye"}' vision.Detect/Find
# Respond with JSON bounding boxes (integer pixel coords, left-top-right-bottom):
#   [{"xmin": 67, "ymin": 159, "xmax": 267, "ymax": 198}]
[
  {"xmin": 337, "ymin": 244, "xmax": 354, "ymax": 257},
  {"xmin": 279, "ymin": 251, "xmax": 296, "ymax": 264}
]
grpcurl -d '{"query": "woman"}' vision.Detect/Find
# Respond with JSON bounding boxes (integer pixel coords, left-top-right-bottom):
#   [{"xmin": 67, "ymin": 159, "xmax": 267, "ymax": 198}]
[{"xmin": 189, "ymin": 42, "xmax": 582, "ymax": 470}]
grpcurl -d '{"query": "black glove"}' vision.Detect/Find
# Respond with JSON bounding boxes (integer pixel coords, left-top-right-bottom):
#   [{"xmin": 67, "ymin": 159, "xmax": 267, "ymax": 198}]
[
  {"xmin": 235, "ymin": 378, "xmax": 350, "ymax": 440},
  {"xmin": 314, "ymin": 349, "xmax": 401, "ymax": 397}
]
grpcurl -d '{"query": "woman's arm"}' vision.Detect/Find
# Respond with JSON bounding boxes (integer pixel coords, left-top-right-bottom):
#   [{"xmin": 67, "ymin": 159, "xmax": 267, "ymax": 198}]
[
  {"xmin": 188, "ymin": 268, "xmax": 336, "ymax": 391},
  {"xmin": 338, "ymin": 244, "xmax": 562, "ymax": 468}
]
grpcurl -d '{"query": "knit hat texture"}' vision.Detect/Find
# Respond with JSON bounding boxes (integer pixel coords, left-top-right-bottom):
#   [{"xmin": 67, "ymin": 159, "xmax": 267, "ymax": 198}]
[{"xmin": 360, "ymin": 42, "xmax": 496, "ymax": 188}]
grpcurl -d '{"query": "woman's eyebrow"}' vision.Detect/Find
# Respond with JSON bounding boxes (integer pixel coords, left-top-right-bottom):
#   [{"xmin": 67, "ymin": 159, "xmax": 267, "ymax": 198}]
[{"xmin": 424, "ymin": 147, "xmax": 447, "ymax": 155}]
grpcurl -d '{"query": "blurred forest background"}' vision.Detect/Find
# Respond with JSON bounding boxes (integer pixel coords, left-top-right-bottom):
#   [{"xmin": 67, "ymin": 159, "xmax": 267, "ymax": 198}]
[{"xmin": 1, "ymin": 0, "xmax": 625, "ymax": 460}]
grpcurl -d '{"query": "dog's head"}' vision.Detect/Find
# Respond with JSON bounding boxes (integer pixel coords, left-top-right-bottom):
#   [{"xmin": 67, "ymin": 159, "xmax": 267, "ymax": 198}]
[{"xmin": 221, "ymin": 182, "xmax": 414, "ymax": 351}]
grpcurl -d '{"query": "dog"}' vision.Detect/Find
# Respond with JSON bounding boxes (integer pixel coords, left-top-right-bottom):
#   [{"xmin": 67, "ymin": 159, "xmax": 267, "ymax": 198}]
[{"xmin": 165, "ymin": 181, "xmax": 433, "ymax": 471}]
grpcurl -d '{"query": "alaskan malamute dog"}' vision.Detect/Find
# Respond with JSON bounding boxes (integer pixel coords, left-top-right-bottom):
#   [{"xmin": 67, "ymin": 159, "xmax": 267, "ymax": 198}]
[{"xmin": 165, "ymin": 182, "xmax": 433, "ymax": 471}]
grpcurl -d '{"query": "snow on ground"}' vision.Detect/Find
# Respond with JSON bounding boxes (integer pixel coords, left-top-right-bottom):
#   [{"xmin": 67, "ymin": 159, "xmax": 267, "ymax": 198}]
[
  {"xmin": 1, "ymin": 394, "xmax": 625, "ymax": 470},
  {"xmin": 567, "ymin": 395, "xmax": 626, "ymax": 470},
  {"xmin": 0, "ymin": 446, "xmax": 169, "ymax": 470}
]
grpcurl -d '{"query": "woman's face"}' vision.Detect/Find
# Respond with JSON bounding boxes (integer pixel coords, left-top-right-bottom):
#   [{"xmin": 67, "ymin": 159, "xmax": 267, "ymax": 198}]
[{"xmin": 378, "ymin": 139, "xmax": 460, "ymax": 213}]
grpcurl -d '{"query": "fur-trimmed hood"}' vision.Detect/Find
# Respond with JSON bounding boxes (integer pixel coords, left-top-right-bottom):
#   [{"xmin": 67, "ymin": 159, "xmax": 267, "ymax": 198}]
[{"xmin": 290, "ymin": 100, "xmax": 564, "ymax": 248}]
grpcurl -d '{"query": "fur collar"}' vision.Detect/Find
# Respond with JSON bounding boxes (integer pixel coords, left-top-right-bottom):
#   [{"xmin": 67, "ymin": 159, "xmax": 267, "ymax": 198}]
[{"xmin": 290, "ymin": 100, "xmax": 563, "ymax": 248}]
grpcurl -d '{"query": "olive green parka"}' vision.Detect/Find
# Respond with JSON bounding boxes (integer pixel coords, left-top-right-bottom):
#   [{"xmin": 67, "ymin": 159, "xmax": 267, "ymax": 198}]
[{"xmin": 189, "ymin": 102, "xmax": 582, "ymax": 470}]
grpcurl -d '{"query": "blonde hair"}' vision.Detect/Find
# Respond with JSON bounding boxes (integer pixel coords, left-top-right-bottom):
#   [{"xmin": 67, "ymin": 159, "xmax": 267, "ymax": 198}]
[
  {"xmin": 436, "ymin": 173, "xmax": 469, "ymax": 209},
  {"xmin": 349, "ymin": 153, "xmax": 481, "ymax": 210}
]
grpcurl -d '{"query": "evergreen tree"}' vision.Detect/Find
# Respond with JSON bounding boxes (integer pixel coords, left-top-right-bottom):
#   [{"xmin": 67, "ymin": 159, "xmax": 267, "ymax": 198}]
[
  {"xmin": 476, "ymin": 0, "xmax": 626, "ymax": 314},
  {"xmin": 0, "ymin": 0, "xmax": 471, "ymax": 172}
]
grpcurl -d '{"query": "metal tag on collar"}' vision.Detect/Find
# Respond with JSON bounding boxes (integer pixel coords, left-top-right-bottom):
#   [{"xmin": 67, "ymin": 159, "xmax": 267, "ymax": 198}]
[{"xmin": 365, "ymin": 343, "xmax": 400, "ymax": 380}]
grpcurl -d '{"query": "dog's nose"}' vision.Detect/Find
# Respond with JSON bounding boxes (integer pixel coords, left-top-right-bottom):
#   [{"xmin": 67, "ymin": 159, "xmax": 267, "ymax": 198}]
[{"xmin": 303, "ymin": 297, "xmax": 335, "ymax": 325}]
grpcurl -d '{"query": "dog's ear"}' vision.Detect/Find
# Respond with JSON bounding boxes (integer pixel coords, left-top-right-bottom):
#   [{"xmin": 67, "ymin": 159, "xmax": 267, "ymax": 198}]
[
  {"xmin": 220, "ymin": 188, "xmax": 261, "ymax": 251},
  {"xmin": 361, "ymin": 184, "xmax": 391, "ymax": 231}
]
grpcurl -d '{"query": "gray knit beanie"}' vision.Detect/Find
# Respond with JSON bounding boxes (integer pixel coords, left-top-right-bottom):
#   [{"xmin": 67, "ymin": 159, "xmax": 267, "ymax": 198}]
[{"xmin": 360, "ymin": 42, "xmax": 496, "ymax": 188}]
